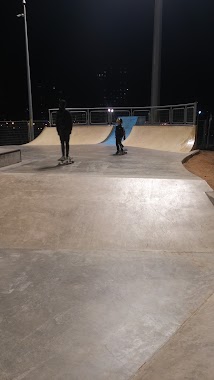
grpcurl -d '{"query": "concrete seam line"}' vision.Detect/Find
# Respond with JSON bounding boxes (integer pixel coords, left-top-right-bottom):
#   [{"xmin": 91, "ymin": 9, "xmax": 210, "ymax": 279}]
[
  {"xmin": 206, "ymin": 192, "xmax": 214, "ymax": 206},
  {"xmin": 0, "ymin": 149, "xmax": 21, "ymax": 155},
  {"xmin": 130, "ymin": 290, "xmax": 214, "ymax": 380},
  {"xmin": 182, "ymin": 149, "xmax": 200, "ymax": 164}
]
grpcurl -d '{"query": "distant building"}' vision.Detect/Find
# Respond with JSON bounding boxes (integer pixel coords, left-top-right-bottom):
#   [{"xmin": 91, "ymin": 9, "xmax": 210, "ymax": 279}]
[{"xmin": 96, "ymin": 65, "xmax": 129, "ymax": 107}]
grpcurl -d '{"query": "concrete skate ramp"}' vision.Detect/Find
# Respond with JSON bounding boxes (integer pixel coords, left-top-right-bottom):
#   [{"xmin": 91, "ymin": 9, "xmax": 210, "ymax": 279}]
[
  {"xmin": 124, "ymin": 125, "xmax": 196, "ymax": 153},
  {"xmin": 28, "ymin": 125, "xmax": 113, "ymax": 145}
]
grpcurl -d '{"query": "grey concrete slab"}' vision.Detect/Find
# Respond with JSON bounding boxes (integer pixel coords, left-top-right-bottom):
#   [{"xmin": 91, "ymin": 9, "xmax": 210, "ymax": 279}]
[
  {"xmin": 1, "ymin": 249, "xmax": 214, "ymax": 380},
  {"xmin": 132, "ymin": 294, "xmax": 214, "ymax": 380},
  {"xmin": 0, "ymin": 145, "xmax": 214, "ymax": 380},
  {"xmin": 0, "ymin": 148, "xmax": 21, "ymax": 168},
  {"xmin": 0, "ymin": 175, "xmax": 213, "ymax": 251}
]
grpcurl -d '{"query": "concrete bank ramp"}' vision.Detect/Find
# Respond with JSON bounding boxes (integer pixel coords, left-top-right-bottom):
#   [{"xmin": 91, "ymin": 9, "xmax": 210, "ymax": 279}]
[
  {"xmin": 103, "ymin": 116, "xmax": 138, "ymax": 145},
  {"xmin": 28, "ymin": 125, "xmax": 113, "ymax": 145},
  {"xmin": 124, "ymin": 125, "xmax": 196, "ymax": 153},
  {"xmin": 0, "ymin": 148, "xmax": 21, "ymax": 168}
]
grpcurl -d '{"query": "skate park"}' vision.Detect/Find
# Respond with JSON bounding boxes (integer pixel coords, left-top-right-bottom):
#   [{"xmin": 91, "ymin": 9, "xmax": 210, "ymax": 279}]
[{"xmin": 1, "ymin": 103, "xmax": 214, "ymax": 380}]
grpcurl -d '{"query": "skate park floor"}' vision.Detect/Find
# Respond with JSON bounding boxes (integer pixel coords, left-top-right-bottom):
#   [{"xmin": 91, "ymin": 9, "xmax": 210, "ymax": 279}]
[
  {"xmin": 0, "ymin": 145, "xmax": 214, "ymax": 380},
  {"xmin": 0, "ymin": 145, "xmax": 199, "ymax": 178}
]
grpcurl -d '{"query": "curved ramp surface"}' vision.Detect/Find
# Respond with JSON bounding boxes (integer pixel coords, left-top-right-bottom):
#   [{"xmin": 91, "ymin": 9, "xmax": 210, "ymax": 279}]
[
  {"xmin": 28, "ymin": 126, "xmax": 113, "ymax": 145},
  {"xmin": 124, "ymin": 125, "xmax": 196, "ymax": 153},
  {"xmin": 103, "ymin": 116, "xmax": 138, "ymax": 145},
  {"xmin": 71, "ymin": 125, "xmax": 113, "ymax": 145}
]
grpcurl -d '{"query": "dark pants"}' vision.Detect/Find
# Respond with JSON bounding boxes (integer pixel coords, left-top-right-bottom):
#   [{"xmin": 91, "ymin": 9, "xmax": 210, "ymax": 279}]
[
  {"xmin": 116, "ymin": 136, "xmax": 124, "ymax": 152},
  {"xmin": 59, "ymin": 132, "xmax": 70, "ymax": 157}
]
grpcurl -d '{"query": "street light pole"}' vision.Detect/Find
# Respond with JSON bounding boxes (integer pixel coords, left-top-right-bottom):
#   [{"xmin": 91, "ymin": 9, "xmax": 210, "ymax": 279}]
[
  {"xmin": 151, "ymin": 0, "xmax": 163, "ymax": 123},
  {"xmin": 17, "ymin": 0, "xmax": 34, "ymax": 141}
]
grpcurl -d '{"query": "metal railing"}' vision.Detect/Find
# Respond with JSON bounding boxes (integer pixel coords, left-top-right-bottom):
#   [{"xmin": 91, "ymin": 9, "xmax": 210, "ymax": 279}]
[
  {"xmin": 196, "ymin": 116, "xmax": 214, "ymax": 150},
  {"xmin": 49, "ymin": 102, "xmax": 197, "ymax": 126},
  {"xmin": 0, "ymin": 120, "xmax": 49, "ymax": 146}
]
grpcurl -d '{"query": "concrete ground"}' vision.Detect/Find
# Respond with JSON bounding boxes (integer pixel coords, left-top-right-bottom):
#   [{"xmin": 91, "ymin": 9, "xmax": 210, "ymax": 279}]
[
  {"xmin": 0, "ymin": 145, "xmax": 214, "ymax": 380},
  {"xmin": 0, "ymin": 145, "xmax": 199, "ymax": 178}
]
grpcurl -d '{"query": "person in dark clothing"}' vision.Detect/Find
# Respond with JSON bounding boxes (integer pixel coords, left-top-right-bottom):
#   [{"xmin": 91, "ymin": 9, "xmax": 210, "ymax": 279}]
[
  {"xmin": 115, "ymin": 118, "xmax": 126, "ymax": 154},
  {"xmin": 56, "ymin": 99, "xmax": 73, "ymax": 162}
]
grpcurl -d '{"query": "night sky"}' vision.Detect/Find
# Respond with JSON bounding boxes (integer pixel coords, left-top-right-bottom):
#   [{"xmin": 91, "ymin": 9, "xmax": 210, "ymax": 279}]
[{"xmin": 1, "ymin": 0, "xmax": 214, "ymax": 120}]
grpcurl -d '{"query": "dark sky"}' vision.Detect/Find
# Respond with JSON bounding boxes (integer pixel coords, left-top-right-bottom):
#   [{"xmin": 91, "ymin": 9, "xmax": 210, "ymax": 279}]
[{"xmin": 1, "ymin": 0, "xmax": 214, "ymax": 119}]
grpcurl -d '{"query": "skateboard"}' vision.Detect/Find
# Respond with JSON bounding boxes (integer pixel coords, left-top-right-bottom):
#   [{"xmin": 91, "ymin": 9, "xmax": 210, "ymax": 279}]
[
  {"xmin": 113, "ymin": 151, "xmax": 127, "ymax": 156},
  {"xmin": 58, "ymin": 159, "xmax": 74, "ymax": 166}
]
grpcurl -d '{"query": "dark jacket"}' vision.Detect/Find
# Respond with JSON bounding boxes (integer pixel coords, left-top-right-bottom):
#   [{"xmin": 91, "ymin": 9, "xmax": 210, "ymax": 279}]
[
  {"xmin": 115, "ymin": 124, "xmax": 125, "ymax": 139},
  {"xmin": 56, "ymin": 110, "xmax": 73, "ymax": 135}
]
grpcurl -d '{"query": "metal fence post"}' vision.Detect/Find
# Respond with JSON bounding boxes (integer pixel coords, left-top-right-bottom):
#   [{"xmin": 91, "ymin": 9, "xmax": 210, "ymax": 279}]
[
  {"xmin": 193, "ymin": 102, "xmax": 198, "ymax": 125},
  {"xmin": 48, "ymin": 110, "xmax": 52, "ymax": 125},
  {"xmin": 87, "ymin": 109, "xmax": 90, "ymax": 125},
  {"xmin": 202, "ymin": 120, "xmax": 208, "ymax": 150},
  {"xmin": 169, "ymin": 107, "xmax": 173, "ymax": 124},
  {"xmin": 184, "ymin": 107, "xmax": 187, "ymax": 124},
  {"xmin": 206, "ymin": 114, "xmax": 213, "ymax": 149}
]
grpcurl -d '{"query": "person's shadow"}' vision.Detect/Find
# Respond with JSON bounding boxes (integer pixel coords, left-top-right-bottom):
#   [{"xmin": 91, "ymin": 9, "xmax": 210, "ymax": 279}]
[{"xmin": 36, "ymin": 164, "xmax": 62, "ymax": 171}]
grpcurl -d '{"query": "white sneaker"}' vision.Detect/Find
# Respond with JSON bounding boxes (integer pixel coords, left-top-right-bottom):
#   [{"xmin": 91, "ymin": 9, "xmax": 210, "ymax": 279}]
[
  {"xmin": 66, "ymin": 156, "xmax": 72, "ymax": 163},
  {"xmin": 58, "ymin": 156, "xmax": 65, "ymax": 162}
]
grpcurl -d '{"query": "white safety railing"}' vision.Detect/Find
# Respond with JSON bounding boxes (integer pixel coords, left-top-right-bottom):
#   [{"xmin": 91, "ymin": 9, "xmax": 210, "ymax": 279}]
[{"xmin": 49, "ymin": 103, "xmax": 197, "ymax": 126}]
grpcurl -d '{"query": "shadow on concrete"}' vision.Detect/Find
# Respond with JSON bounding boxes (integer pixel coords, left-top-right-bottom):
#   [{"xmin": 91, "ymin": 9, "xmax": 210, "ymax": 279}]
[{"xmin": 36, "ymin": 165, "xmax": 61, "ymax": 171}]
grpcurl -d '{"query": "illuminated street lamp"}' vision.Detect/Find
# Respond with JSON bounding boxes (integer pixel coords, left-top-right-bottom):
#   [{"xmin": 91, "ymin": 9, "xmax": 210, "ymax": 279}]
[
  {"xmin": 108, "ymin": 108, "xmax": 114, "ymax": 125},
  {"xmin": 17, "ymin": 0, "xmax": 34, "ymax": 141}
]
